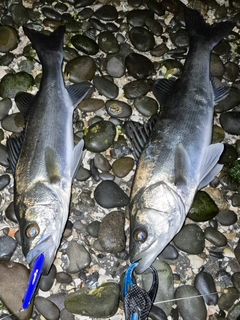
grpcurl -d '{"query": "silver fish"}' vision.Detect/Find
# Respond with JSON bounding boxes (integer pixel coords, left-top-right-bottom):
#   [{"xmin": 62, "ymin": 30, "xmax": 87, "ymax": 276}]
[
  {"xmin": 125, "ymin": 8, "xmax": 234, "ymax": 274},
  {"xmin": 7, "ymin": 26, "xmax": 91, "ymax": 275}
]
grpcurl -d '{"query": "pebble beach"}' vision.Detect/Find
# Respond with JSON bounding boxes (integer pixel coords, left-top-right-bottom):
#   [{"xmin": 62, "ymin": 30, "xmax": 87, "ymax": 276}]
[{"xmin": 1, "ymin": 0, "xmax": 240, "ymax": 319}]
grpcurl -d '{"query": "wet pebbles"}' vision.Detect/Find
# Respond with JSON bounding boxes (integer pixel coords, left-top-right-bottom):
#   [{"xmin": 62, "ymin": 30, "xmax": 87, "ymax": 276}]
[{"xmin": 0, "ymin": 1, "xmax": 240, "ymax": 320}]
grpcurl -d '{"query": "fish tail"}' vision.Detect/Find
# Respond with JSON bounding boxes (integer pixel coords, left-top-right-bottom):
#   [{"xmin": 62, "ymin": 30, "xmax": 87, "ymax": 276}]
[
  {"xmin": 23, "ymin": 25, "xmax": 65, "ymax": 63},
  {"xmin": 185, "ymin": 7, "xmax": 234, "ymax": 49}
]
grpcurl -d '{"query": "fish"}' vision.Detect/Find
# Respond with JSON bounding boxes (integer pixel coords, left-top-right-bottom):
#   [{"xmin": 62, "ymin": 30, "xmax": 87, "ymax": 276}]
[
  {"xmin": 125, "ymin": 7, "xmax": 234, "ymax": 274},
  {"xmin": 7, "ymin": 25, "xmax": 91, "ymax": 275}
]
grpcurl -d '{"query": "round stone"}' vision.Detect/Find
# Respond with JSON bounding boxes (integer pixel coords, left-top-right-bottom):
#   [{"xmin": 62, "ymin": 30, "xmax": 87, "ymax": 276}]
[
  {"xmin": 125, "ymin": 52, "xmax": 154, "ymax": 79},
  {"xmin": 94, "ymin": 4, "xmax": 118, "ymax": 21},
  {"xmin": 218, "ymin": 287, "xmax": 239, "ymax": 311},
  {"xmin": 1, "ymin": 113, "xmax": 24, "ymax": 133},
  {"xmin": 173, "ymin": 224, "xmax": 205, "ymax": 254},
  {"xmin": 194, "ymin": 270, "xmax": 218, "ymax": 305},
  {"xmin": 127, "ymin": 9, "xmax": 154, "ymax": 27},
  {"xmin": 223, "ymin": 61, "xmax": 239, "ymax": 82},
  {"xmin": 112, "ymin": 157, "xmax": 134, "ymax": 178},
  {"xmin": 145, "ymin": 17, "xmax": 163, "ymax": 36},
  {"xmin": 5, "ymin": 201, "xmax": 17, "ymax": 223},
  {"xmin": 35, "ymin": 296, "xmax": 60, "ymax": 320},
  {"xmin": 0, "ymin": 174, "xmax": 10, "ymax": 191},
  {"xmin": 78, "ymin": 98, "xmax": 104, "ymax": 112},
  {"xmin": 93, "ymin": 76, "xmax": 119, "ymax": 99},
  {"xmin": 94, "ymin": 180, "xmax": 130, "ymax": 208},
  {"xmin": 65, "ymin": 56, "xmax": 96, "ymax": 82},
  {"xmin": 129, "ymin": 26, "xmax": 155, "ymax": 51},
  {"xmin": 188, "ymin": 191, "xmax": 219, "ymax": 222},
  {"xmin": 0, "ymin": 235, "xmax": 18, "ymax": 260},
  {"xmin": 204, "ymin": 227, "xmax": 227, "ymax": 247},
  {"xmin": 94, "ymin": 153, "xmax": 112, "ymax": 172},
  {"xmin": 0, "ymin": 144, "xmax": 9, "ymax": 167},
  {"xmin": 106, "ymin": 55, "xmax": 125, "ymax": 78},
  {"xmin": 134, "ymin": 96, "xmax": 158, "ymax": 116},
  {"xmin": 65, "ymin": 282, "xmax": 120, "ymax": 317},
  {"xmin": 220, "ymin": 111, "xmax": 240, "ymax": 135},
  {"xmin": 98, "ymin": 31, "xmax": 120, "ymax": 54},
  {"xmin": 170, "ymin": 28, "xmax": 189, "ymax": 47},
  {"xmin": 158, "ymin": 244, "xmax": 179, "ymax": 260},
  {"xmin": 56, "ymin": 272, "xmax": 73, "ymax": 284},
  {"xmin": 0, "ymin": 26, "xmax": 19, "ymax": 53},
  {"xmin": 175, "ymin": 285, "xmax": 207, "ymax": 320},
  {"xmin": 0, "ymin": 72, "xmax": 34, "ymax": 98},
  {"xmin": 75, "ymin": 166, "xmax": 91, "ymax": 181},
  {"xmin": 0, "ymin": 98, "xmax": 12, "ymax": 120},
  {"xmin": 0, "ymin": 261, "xmax": 33, "ymax": 320},
  {"xmin": 123, "ymin": 80, "xmax": 151, "ymax": 99},
  {"xmin": 105, "ymin": 100, "xmax": 132, "ymax": 118},
  {"xmin": 216, "ymin": 210, "xmax": 237, "ymax": 226},
  {"xmin": 98, "ymin": 211, "xmax": 125, "ymax": 253},
  {"xmin": 66, "ymin": 241, "xmax": 91, "ymax": 273},
  {"xmin": 71, "ymin": 34, "xmax": 99, "ymax": 55},
  {"xmin": 39, "ymin": 264, "xmax": 57, "ymax": 291},
  {"xmin": 232, "ymin": 272, "xmax": 240, "ymax": 292},
  {"xmin": 84, "ymin": 120, "xmax": 116, "ymax": 152},
  {"xmin": 86, "ymin": 220, "xmax": 100, "ymax": 238}
]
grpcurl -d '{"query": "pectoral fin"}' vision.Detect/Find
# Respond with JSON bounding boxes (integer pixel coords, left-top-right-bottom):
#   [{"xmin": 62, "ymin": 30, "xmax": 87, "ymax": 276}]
[
  {"xmin": 67, "ymin": 82, "xmax": 92, "ymax": 108},
  {"xmin": 45, "ymin": 147, "xmax": 61, "ymax": 184},
  {"xmin": 198, "ymin": 143, "xmax": 224, "ymax": 189},
  {"xmin": 174, "ymin": 144, "xmax": 191, "ymax": 187},
  {"xmin": 71, "ymin": 139, "xmax": 84, "ymax": 179}
]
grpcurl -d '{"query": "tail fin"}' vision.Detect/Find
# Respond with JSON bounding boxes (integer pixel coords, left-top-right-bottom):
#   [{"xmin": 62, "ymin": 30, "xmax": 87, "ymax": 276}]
[
  {"xmin": 185, "ymin": 7, "xmax": 234, "ymax": 49},
  {"xmin": 23, "ymin": 25, "xmax": 65, "ymax": 64}
]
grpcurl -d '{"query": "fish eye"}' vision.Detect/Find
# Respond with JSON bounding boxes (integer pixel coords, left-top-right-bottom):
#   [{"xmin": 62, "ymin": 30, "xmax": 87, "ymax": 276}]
[
  {"xmin": 25, "ymin": 224, "xmax": 40, "ymax": 238},
  {"xmin": 134, "ymin": 229, "xmax": 148, "ymax": 243}
]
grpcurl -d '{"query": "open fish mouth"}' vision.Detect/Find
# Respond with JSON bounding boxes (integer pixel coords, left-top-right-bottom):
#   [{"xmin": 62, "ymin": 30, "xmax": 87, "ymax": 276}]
[{"xmin": 26, "ymin": 234, "xmax": 57, "ymax": 275}]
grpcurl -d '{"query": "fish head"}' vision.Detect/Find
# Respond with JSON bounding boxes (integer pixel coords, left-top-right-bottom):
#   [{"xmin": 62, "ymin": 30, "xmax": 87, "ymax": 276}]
[
  {"xmin": 129, "ymin": 181, "xmax": 185, "ymax": 274},
  {"xmin": 19, "ymin": 198, "xmax": 67, "ymax": 275}
]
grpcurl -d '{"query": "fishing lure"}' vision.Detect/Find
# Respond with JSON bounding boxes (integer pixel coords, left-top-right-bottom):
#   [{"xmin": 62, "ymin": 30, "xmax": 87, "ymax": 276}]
[
  {"xmin": 123, "ymin": 262, "xmax": 158, "ymax": 320},
  {"xmin": 22, "ymin": 253, "xmax": 45, "ymax": 309}
]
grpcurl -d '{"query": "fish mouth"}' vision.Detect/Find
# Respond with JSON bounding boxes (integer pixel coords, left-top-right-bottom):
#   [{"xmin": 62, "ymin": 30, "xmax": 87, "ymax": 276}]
[
  {"xmin": 26, "ymin": 234, "xmax": 57, "ymax": 275},
  {"xmin": 130, "ymin": 239, "xmax": 159, "ymax": 274}
]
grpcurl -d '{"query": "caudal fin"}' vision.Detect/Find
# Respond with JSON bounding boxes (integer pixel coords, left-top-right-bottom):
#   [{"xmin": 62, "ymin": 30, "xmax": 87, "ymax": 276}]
[
  {"xmin": 23, "ymin": 25, "xmax": 65, "ymax": 64},
  {"xmin": 185, "ymin": 7, "xmax": 234, "ymax": 49}
]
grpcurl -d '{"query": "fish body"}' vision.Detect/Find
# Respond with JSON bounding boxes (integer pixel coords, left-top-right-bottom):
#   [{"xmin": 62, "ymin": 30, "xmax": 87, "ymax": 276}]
[
  {"xmin": 7, "ymin": 26, "xmax": 91, "ymax": 275},
  {"xmin": 127, "ymin": 8, "xmax": 234, "ymax": 274}
]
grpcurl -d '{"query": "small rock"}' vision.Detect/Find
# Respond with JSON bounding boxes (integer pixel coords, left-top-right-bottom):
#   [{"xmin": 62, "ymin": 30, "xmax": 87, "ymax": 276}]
[
  {"xmin": 98, "ymin": 211, "xmax": 125, "ymax": 253},
  {"xmin": 34, "ymin": 296, "xmax": 60, "ymax": 320},
  {"xmin": 66, "ymin": 241, "xmax": 91, "ymax": 273},
  {"xmin": 204, "ymin": 227, "xmax": 227, "ymax": 247},
  {"xmin": 0, "ymin": 235, "xmax": 18, "ymax": 260},
  {"xmin": 218, "ymin": 287, "xmax": 239, "ymax": 311},
  {"xmin": 112, "ymin": 157, "xmax": 134, "ymax": 178},
  {"xmin": 94, "ymin": 180, "xmax": 130, "ymax": 208},
  {"xmin": 194, "ymin": 270, "xmax": 218, "ymax": 305},
  {"xmin": 39, "ymin": 264, "xmax": 57, "ymax": 291},
  {"xmin": 65, "ymin": 282, "xmax": 120, "ymax": 317}
]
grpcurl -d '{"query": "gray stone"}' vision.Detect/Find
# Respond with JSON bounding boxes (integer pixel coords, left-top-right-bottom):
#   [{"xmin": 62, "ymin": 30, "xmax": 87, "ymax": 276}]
[
  {"xmin": 66, "ymin": 241, "xmax": 91, "ymax": 273},
  {"xmin": 34, "ymin": 296, "xmax": 60, "ymax": 320}
]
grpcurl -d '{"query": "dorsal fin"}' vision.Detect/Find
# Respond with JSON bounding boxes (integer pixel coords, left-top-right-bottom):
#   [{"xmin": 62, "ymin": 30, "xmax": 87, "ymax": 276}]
[
  {"xmin": 152, "ymin": 78, "xmax": 176, "ymax": 106},
  {"xmin": 67, "ymin": 82, "xmax": 92, "ymax": 108},
  {"xmin": 124, "ymin": 114, "xmax": 159, "ymax": 160},
  {"xmin": 45, "ymin": 147, "xmax": 61, "ymax": 184},
  {"xmin": 6, "ymin": 131, "xmax": 25, "ymax": 174}
]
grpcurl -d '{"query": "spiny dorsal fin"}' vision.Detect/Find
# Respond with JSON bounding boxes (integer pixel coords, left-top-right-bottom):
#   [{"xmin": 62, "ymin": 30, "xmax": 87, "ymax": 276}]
[
  {"xmin": 67, "ymin": 82, "xmax": 92, "ymax": 108},
  {"xmin": 124, "ymin": 114, "xmax": 159, "ymax": 161},
  {"xmin": 6, "ymin": 131, "xmax": 25, "ymax": 174},
  {"xmin": 198, "ymin": 143, "xmax": 224, "ymax": 189},
  {"xmin": 71, "ymin": 139, "xmax": 84, "ymax": 179},
  {"xmin": 210, "ymin": 76, "xmax": 230, "ymax": 104},
  {"xmin": 15, "ymin": 92, "xmax": 35, "ymax": 121},
  {"xmin": 152, "ymin": 78, "xmax": 176, "ymax": 106},
  {"xmin": 175, "ymin": 144, "xmax": 191, "ymax": 187},
  {"xmin": 45, "ymin": 146, "xmax": 61, "ymax": 184}
]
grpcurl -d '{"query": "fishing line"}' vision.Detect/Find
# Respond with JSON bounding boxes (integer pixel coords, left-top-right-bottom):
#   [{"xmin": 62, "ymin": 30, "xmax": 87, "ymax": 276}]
[{"xmin": 1, "ymin": 292, "xmax": 222, "ymax": 319}]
